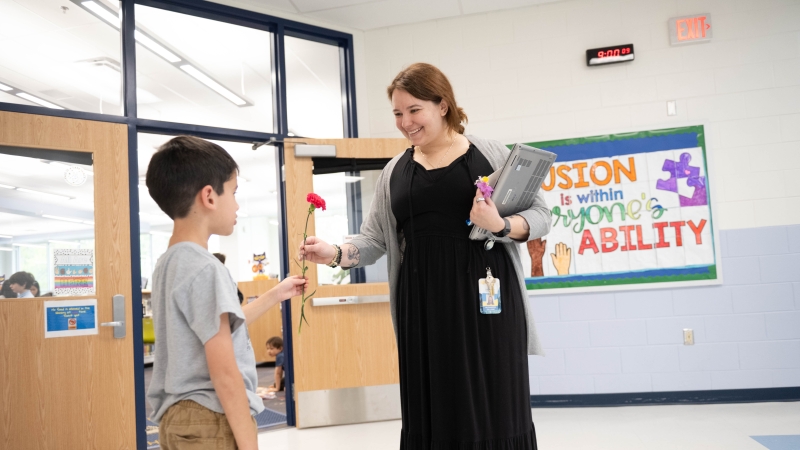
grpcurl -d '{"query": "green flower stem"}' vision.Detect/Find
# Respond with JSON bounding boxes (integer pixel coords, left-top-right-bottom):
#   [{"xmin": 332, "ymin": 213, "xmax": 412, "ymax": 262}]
[{"xmin": 298, "ymin": 204, "xmax": 315, "ymax": 333}]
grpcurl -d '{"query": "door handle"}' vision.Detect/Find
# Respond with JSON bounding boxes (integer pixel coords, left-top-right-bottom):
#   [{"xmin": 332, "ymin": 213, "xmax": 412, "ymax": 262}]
[{"xmin": 101, "ymin": 294, "xmax": 126, "ymax": 339}]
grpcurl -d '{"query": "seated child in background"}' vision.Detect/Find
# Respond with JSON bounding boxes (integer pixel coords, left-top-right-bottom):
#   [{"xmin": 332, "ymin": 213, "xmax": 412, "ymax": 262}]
[{"xmin": 266, "ymin": 336, "xmax": 285, "ymax": 392}]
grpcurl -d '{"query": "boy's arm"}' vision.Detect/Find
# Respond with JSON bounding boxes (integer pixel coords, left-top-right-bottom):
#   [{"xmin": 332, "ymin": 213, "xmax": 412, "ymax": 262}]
[
  {"xmin": 205, "ymin": 314, "xmax": 258, "ymax": 450},
  {"xmin": 273, "ymin": 366, "xmax": 283, "ymax": 389},
  {"xmin": 242, "ymin": 276, "xmax": 306, "ymax": 325}
]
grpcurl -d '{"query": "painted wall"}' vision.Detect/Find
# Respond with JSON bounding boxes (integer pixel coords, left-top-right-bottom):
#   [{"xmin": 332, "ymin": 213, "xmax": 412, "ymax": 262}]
[{"xmin": 359, "ymin": 0, "xmax": 800, "ymax": 393}]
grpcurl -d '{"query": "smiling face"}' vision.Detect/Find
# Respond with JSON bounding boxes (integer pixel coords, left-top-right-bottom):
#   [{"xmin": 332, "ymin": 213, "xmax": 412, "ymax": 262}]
[{"xmin": 392, "ymin": 89, "xmax": 449, "ymax": 148}]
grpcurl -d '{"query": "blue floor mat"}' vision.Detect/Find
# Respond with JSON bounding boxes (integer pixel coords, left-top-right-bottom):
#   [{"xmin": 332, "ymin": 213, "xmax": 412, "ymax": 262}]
[
  {"xmin": 145, "ymin": 408, "xmax": 286, "ymax": 448},
  {"xmin": 146, "ymin": 419, "xmax": 160, "ymax": 449},
  {"xmin": 255, "ymin": 406, "xmax": 287, "ymax": 429},
  {"xmin": 751, "ymin": 435, "xmax": 800, "ymax": 450}
]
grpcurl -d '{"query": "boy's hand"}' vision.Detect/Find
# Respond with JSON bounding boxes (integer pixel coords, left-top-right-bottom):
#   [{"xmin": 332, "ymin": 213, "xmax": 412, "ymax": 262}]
[{"xmin": 272, "ymin": 275, "xmax": 308, "ymax": 300}]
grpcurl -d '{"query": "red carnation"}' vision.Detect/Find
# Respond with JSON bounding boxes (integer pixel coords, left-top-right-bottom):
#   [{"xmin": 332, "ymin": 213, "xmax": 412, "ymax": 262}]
[{"xmin": 307, "ymin": 193, "xmax": 326, "ymax": 211}]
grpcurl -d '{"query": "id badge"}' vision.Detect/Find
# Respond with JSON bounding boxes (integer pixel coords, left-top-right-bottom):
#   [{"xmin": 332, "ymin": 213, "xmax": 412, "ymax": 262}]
[{"xmin": 479, "ymin": 267, "xmax": 501, "ymax": 315}]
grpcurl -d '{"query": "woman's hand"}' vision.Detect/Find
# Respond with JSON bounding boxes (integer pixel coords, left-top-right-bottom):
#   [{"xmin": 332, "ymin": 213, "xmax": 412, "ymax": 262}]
[
  {"xmin": 298, "ymin": 236, "xmax": 336, "ymax": 265},
  {"xmin": 470, "ymin": 189, "xmax": 505, "ymax": 233},
  {"xmin": 272, "ymin": 275, "xmax": 308, "ymax": 300}
]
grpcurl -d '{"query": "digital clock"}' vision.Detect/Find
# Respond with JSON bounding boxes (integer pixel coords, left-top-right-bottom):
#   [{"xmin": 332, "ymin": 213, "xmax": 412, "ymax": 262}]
[{"xmin": 586, "ymin": 44, "xmax": 635, "ymax": 66}]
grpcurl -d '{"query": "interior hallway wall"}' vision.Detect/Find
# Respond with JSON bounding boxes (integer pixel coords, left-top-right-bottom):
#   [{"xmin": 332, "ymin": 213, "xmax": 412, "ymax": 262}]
[{"xmin": 359, "ymin": 0, "xmax": 800, "ymax": 394}]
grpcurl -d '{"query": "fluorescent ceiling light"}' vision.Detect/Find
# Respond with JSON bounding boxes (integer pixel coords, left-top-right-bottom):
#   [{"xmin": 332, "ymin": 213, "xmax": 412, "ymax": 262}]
[
  {"xmin": 0, "ymin": 82, "xmax": 11, "ymax": 91},
  {"xmin": 16, "ymin": 188, "xmax": 72, "ymax": 201},
  {"xmin": 82, "ymin": 1, "xmax": 120, "ymax": 28},
  {"xmin": 16, "ymin": 93, "xmax": 64, "ymax": 110},
  {"xmin": 49, "ymin": 240, "xmax": 79, "ymax": 245},
  {"xmin": 0, "ymin": 184, "xmax": 15, "ymax": 189},
  {"xmin": 42, "ymin": 214, "xmax": 82, "ymax": 223},
  {"xmin": 13, "ymin": 243, "xmax": 46, "ymax": 248},
  {"xmin": 0, "ymin": 234, "xmax": 12, "ymax": 239},
  {"xmin": 180, "ymin": 65, "xmax": 247, "ymax": 106},
  {"xmin": 0, "ymin": 247, "xmax": 13, "ymax": 252},
  {"xmin": 135, "ymin": 30, "xmax": 181, "ymax": 63},
  {"xmin": 74, "ymin": 0, "xmax": 249, "ymax": 108},
  {"xmin": 42, "ymin": 214, "xmax": 94, "ymax": 226}
]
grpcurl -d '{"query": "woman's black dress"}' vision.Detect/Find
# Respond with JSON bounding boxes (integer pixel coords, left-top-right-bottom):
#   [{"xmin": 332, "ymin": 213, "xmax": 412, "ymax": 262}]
[{"xmin": 390, "ymin": 144, "xmax": 537, "ymax": 450}]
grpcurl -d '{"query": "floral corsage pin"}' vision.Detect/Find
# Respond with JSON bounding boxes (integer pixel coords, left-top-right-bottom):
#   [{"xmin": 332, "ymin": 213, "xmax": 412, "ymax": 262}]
[{"xmin": 467, "ymin": 176, "xmax": 494, "ymax": 227}]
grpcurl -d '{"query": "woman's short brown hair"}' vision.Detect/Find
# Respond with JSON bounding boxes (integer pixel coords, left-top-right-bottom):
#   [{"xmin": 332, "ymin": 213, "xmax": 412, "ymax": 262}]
[{"xmin": 387, "ymin": 63, "xmax": 468, "ymax": 134}]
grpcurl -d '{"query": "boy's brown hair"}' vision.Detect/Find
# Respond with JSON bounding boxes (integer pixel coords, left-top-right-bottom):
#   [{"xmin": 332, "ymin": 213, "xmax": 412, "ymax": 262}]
[
  {"xmin": 8, "ymin": 271, "xmax": 35, "ymax": 289},
  {"xmin": 145, "ymin": 136, "xmax": 239, "ymax": 219},
  {"xmin": 266, "ymin": 336, "xmax": 283, "ymax": 349}
]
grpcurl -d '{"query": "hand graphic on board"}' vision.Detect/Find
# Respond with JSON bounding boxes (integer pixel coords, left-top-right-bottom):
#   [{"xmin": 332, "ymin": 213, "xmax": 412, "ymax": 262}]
[
  {"xmin": 550, "ymin": 242, "xmax": 572, "ymax": 276},
  {"xmin": 527, "ymin": 238, "xmax": 546, "ymax": 277}
]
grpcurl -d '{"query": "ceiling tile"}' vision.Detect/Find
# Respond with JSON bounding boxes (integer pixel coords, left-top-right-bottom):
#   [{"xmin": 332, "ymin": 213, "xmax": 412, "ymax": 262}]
[
  {"xmin": 305, "ymin": 0, "xmax": 461, "ymax": 30},
  {"xmin": 460, "ymin": 0, "xmax": 563, "ymax": 15},
  {"xmin": 206, "ymin": 0, "xmax": 300, "ymax": 14},
  {"xmin": 291, "ymin": 0, "xmax": 383, "ymax": 14}
]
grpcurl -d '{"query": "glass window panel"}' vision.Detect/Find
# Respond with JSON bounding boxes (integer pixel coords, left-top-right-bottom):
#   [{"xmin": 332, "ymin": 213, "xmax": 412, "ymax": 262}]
[
  {"xmin": 285, "ymin": 36, "xmax": 344, "ymax": 138},
  {"xmin": 137, "ymin": 133, "xmax": 282, "ymax": 285},
  {"xmin": 312, "ymin": 170, "xmax": 387, "ymax": 285},
  {"xmin": 0, "ymin": 152, "xmax": 96, "ymax": 298},
  {"xmin": 134, "ymin": 5, "xmax": 274, "ymax": 132},
  {"xmin": 0, "ymin": 0, "xmax": 122, "ymax": 115}
]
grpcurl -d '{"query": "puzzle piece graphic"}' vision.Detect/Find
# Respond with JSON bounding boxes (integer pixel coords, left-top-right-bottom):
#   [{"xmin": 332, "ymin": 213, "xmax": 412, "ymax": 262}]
[
  {"xmin": 655, "ymin": 152, "xmax": 707, "ymax": 207},
  {"xmin": 676, "ymin": 176, "xmax": 695, "ymax": 199}
]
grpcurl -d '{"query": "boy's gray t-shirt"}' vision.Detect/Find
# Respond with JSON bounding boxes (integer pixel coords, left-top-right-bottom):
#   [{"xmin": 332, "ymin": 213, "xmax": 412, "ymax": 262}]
[{"xmin": 147, "ymin": 242, "xmax": 264, "ymax": 422}]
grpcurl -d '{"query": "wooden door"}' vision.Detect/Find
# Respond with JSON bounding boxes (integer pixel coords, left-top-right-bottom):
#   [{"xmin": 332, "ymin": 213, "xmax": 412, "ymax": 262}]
[
  {"xmin": 284, "ymin": 137, "xmax": 408, "ymax": 428},
  {"xmin": 0, "ymin": 112, "xmax": 135, "ymax": 448}
]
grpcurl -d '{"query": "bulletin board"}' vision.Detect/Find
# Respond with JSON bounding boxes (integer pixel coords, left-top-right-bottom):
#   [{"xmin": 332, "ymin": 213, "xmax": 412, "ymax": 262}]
[{"xmin": 520, "ymin": 126, "xmax": 720, "ymax": 292}]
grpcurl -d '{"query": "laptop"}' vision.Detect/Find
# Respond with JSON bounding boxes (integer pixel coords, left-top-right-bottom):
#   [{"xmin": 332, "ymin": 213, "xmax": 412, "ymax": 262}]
[{"xmin": 469, "ymin": 143, "xmax": 557, "ymax": 243}]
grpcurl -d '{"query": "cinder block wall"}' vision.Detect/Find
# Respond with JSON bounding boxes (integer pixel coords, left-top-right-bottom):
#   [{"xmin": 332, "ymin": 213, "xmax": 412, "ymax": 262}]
[
  {"xmin": 359, "ymin": 0, "xmax": 800, "ymax": 393},
  {"xmin": 528, "ymin": 225, "xmax": 799, "ymax": 394}
]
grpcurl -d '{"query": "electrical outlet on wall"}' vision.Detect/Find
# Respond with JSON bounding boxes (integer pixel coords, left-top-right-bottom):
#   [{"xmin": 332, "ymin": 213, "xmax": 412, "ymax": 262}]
[{"xmin": 683, "ymin": 328, "xmax": 694, "ymax": 345}]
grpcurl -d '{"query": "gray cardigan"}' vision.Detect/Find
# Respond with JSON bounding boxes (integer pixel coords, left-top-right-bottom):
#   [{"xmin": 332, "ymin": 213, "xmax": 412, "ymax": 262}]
[{"xmin": 348, "ymin": 135, "xmax": 551, "ymax": 356}]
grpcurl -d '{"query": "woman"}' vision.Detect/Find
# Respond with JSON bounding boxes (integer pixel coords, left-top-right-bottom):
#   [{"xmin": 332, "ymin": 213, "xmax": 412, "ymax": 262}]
[{"xmin": 300, "ymin": 63, "xmax": 550, "ymax": 450}]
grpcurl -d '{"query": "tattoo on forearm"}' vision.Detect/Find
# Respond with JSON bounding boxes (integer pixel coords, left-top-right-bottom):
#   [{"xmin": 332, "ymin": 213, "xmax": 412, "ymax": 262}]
[
  {"xmin": 341, "ymin": 245, "xmax": 361, "ymax": 269},
  {"xmin": 511, "ymin": 214, "xmax": 530, "ymax": 231}
]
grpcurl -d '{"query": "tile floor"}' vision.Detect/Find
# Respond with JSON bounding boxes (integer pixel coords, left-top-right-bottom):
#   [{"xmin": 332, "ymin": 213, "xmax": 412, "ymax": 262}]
[{"xmin": 256, "ymin": 401, "xmax": 800, "ymax": 450}]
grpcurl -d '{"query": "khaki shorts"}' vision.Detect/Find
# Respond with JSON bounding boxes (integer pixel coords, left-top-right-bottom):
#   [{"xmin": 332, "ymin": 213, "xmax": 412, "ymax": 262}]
[{"xmin": 158, "ymin": 400, "xmax": 257, "ymax": 450}]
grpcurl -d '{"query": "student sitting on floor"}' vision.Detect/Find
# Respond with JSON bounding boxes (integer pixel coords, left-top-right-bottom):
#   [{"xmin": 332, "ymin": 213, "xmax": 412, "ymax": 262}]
[
  {"xmin": 145, "ymin": 135, "xmax": 307, "ymax": 450},
  {"xmin": 265, "ymin": 336, "xmax": 285, "ymax": 392}
]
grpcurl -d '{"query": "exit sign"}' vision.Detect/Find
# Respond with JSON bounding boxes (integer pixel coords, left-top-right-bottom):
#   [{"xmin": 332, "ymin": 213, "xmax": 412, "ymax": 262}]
[{"xmin": 668, "ymin": 14, "xmax": 712, "ymax": 45}]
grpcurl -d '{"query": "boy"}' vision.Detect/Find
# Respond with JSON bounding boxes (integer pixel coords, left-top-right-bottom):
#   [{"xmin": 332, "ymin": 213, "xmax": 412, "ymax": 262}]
[
  {"xmin": 7, "ymin": 271, "xmax": 35, "ymax": 298},
  {"xmin": 265, "ymin": 337, "xmax": 284, "ymax": 392},
  {"xmin": 145, "ymin": 136, "xmax": 306, "ymax": 450}
]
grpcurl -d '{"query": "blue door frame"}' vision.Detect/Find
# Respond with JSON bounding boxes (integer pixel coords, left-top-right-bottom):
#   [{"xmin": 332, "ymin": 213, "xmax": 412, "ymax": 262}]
[{"xmin": 0, "ymin": 0, "xmax": 358, "ymax": 447}]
